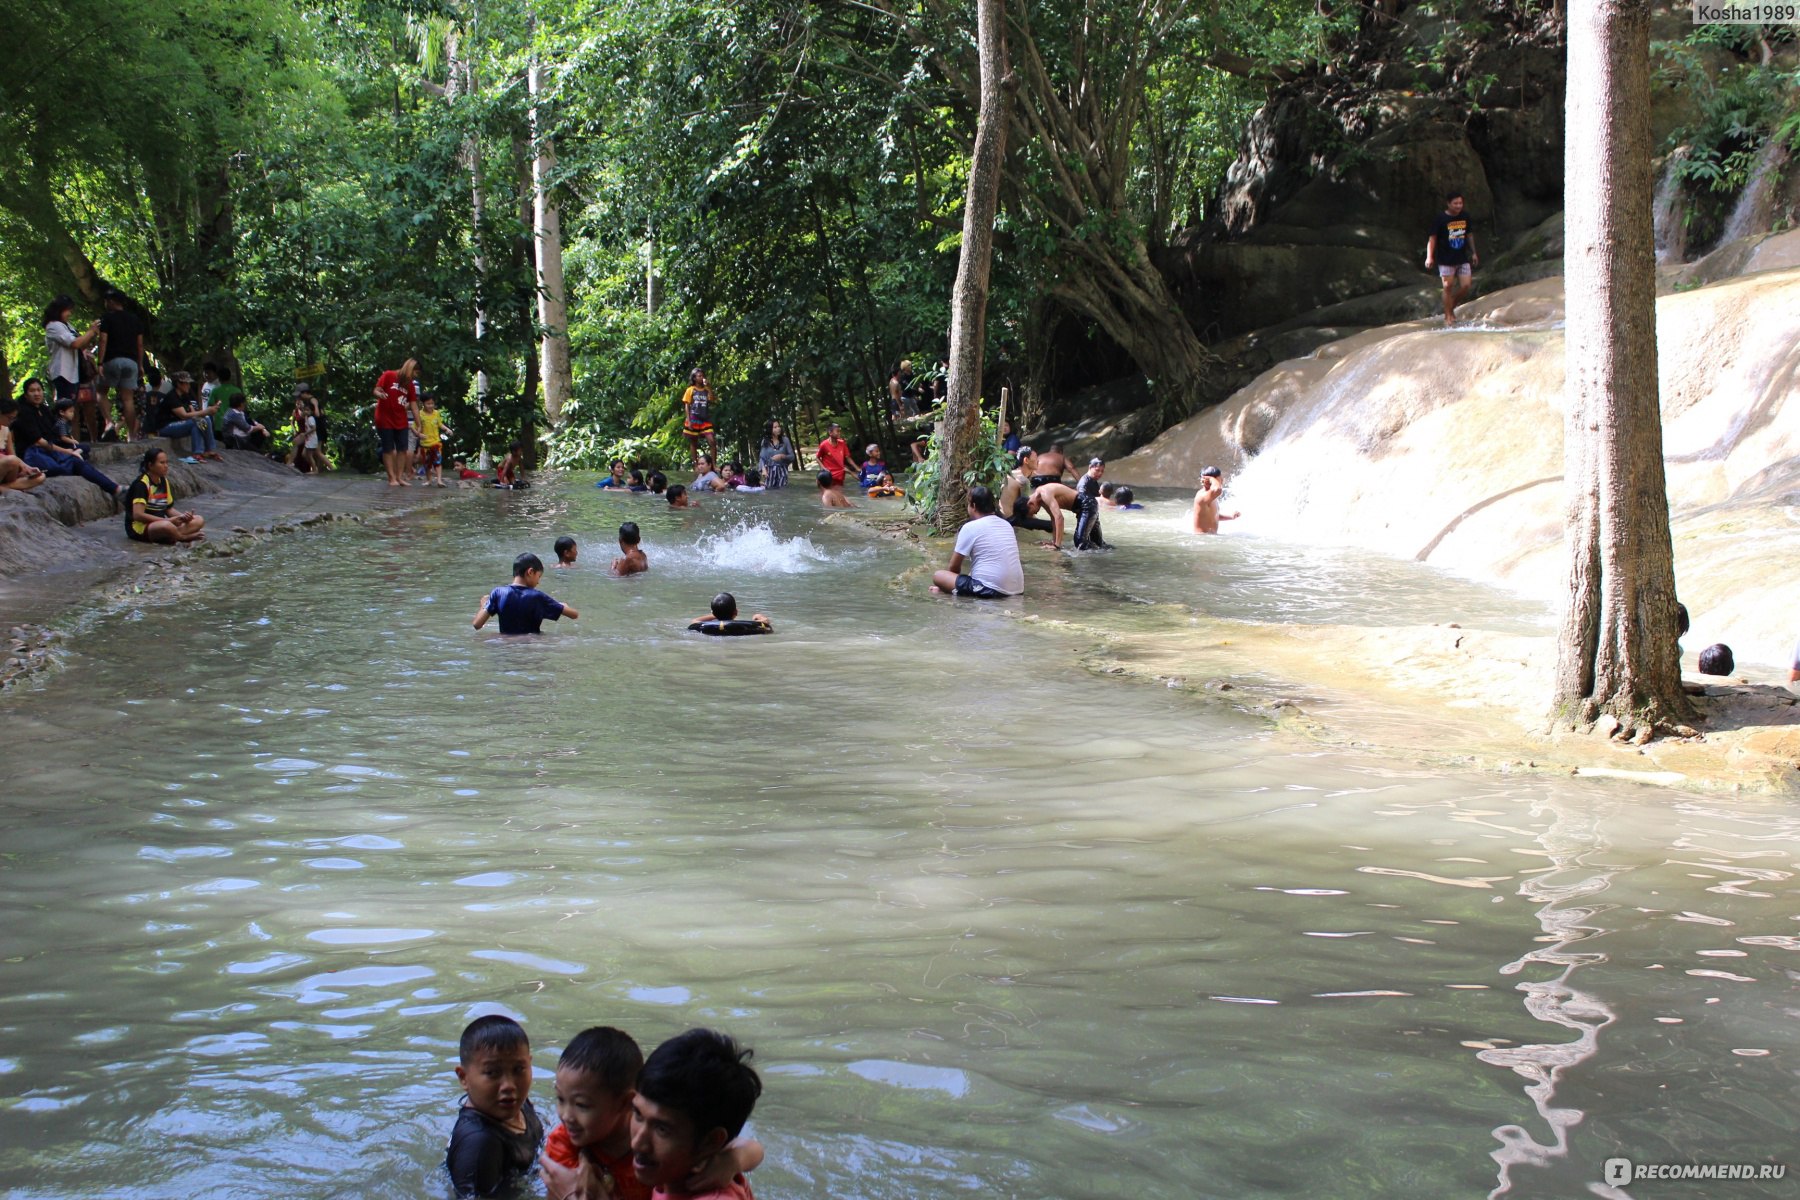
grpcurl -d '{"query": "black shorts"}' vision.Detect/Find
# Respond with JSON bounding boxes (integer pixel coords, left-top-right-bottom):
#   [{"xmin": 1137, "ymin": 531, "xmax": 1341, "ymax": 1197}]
[
  {"xmin": 954, "ymin": 574, "xmax": 1007, "ymax": 599},
  {"xmin": 377, "ymin": 426, "xmax": 409, "ymax": 455}
]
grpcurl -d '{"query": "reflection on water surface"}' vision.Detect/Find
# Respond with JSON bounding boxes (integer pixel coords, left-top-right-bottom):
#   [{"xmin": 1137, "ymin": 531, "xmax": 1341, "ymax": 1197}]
[{"xmin": 0, "ymin": 484, "xmax": 1792, "ymax": 1199}]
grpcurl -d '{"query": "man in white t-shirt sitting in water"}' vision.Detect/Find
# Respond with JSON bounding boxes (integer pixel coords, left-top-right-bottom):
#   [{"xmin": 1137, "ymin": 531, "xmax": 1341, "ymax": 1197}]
[{"xmin": 930, "ymin": 484, "xmax": 1025, "ymax": 598}]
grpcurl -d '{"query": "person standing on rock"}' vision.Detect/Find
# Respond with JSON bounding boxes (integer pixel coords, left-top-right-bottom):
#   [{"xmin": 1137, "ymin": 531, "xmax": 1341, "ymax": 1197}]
[
  {"xmin": 1426, "ymin": 190, "xmax": 1479, "ymax": 326},
  {"xmin": 680, "ymin": 368, "xmax": 718, "ymax": 466},
  {"xmin": 373, "ymin": 359, "xmax": 419, "ymax": 487},
  {"xmin": 1190, "ymin": 465, "xmax": 1240, "ymax": 534}
]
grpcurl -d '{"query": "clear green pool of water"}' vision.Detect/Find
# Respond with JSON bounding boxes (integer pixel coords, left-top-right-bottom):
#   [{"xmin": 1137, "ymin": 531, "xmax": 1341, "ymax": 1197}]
[{"xmin": 0, "ymin": 484, "xmax": 1792, "ymax": 1199}]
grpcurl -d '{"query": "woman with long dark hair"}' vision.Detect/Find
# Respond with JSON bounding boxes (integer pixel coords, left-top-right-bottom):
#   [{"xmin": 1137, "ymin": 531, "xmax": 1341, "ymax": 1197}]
[
  {"xmin": 757, "ymin": 418, "xmax": 796, "ymax": 489},
  {"xmin": 42, "ymin": 296, "xmax": 98, "ymax": 405},
  {"xmin": 12, "ymin": 377, "xmax": 125, "ymax": 505},
  {"xmin": 124, "ymin": 447, "xmax": 205, "ymax": 543}
]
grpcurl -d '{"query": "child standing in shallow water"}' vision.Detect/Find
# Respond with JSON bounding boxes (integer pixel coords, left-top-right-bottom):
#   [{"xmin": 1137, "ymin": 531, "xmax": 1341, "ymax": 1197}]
[
  {"xmin": 473, "ymin": 553, "xmax": 580, "ymax": 634},
  {"xmin": 446, "ymin": 1015, "xmax": 543, "ymax": 1198}
]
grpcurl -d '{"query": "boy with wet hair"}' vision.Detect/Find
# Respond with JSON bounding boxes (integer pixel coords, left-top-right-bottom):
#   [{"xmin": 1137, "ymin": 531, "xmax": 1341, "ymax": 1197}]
[
  {"xmin": 629, "ymin": 1029, "xmax": 764, "ymax": 1200},
  {"xmin": 541, "ymin": 1027, "xmax": 764, "ymax": 1200},
  {"xmin": 473, "ymin": 553, "xmax": 580, "ymax": 634},
  {"xmin": 613, "ymin": 522, "xmax": 647, "ymax": 576},
  {"xmin": 447, "ymin": 1014, "xmax": 544, "ymax": 1198},
  {"xmin": 686, "ymin": 593, "xmax": 772, "ymax": 634},
  {"xmin": 667, "ymin": 483, "xmax": 695, "ymax": 508},
  {"xmin": 817, "ymin": 469, "xmax": 855, "ymax": 509},
  {"xmin": 553, "ymin": 536, "xmax": 579, "ymax": 568}
]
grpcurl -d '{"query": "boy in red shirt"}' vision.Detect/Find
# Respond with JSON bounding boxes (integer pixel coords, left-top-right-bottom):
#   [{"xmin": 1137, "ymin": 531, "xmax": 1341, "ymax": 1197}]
[
  {"xmin": 815, "ymin": 422, "xmax": 853, "ymax": 487},
  {"xmin": 372, "ymin": 358, "xmax": 419, "ymax": 487},
  {"xmin": 539, "ymin": 1027, "xmax": 762, "ymax": 1200}
]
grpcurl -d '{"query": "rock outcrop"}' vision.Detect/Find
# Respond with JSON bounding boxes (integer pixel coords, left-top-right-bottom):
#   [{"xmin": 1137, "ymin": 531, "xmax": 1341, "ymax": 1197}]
[{"xmin": 1113, "ymin": 227, "xmax": 1800, "ymax": 668}]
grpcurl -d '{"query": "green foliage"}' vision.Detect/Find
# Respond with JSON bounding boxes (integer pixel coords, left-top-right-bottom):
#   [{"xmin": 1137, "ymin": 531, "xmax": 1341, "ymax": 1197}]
[
  {"xmin": 905, "ymin": 406, "xmax": 1013, "ymax": 525},
  {"xmin": 0, "ymin": 0, "xmax": 1339, "ymax": 472},
  {"xmin": 1657, "ymin": 55, "xmax": 1794, "ymax": 246}
]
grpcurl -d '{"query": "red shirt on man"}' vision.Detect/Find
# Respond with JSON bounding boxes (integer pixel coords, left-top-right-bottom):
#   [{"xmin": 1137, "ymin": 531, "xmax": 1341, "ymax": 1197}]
[
  {"xmin": 816, "ymin": 435, "xmax": 853, "ymax": 485},
  {"xmin": 374, "ymin": 370, "xmax": 416, "ymax": 430}
]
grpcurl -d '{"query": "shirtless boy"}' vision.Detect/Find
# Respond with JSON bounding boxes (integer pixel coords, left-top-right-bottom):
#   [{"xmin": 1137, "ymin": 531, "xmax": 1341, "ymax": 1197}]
[
  {"xmin": 1190, "ymin": 466, "xmax": 1240, "ymax": 534},
  {"xmin": 817, "ymin": 469, "xmax": 855, "ymax": 508},
  {"xmin": 613, "ymin": 522, "xmax": 647, "ymax": 576}
]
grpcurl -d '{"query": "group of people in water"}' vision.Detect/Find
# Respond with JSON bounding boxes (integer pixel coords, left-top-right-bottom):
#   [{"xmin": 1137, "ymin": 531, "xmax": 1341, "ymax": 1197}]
[
  {"xmin": 471, "ymin": 436, "xmax": 1242, "ymax": 632},
  {"xmin": 448, "ymin": 1015, "xmax": 763, "ymax": 1200}
]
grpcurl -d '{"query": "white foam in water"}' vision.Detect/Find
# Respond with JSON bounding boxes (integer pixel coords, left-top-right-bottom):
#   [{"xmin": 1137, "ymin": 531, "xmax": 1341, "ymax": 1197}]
[{"xmin": 671, "ymin": 521, "xmax": 834, "ymax": 574}]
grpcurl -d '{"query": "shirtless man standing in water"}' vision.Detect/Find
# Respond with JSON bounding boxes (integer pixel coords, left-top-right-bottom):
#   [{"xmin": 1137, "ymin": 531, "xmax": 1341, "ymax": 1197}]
[
  {"xmin": 1031, "ymin": 442, "xmax": 1071, "ymax": 488},
  {"xmin": 1191, "ymin": 465, "xmax": 1240, "ymax": 534}
]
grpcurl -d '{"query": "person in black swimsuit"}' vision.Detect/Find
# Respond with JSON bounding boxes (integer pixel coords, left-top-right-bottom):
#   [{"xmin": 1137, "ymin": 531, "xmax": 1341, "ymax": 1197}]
[{"xmin": 1072, "ymin": 458, "xmax": 1111, "ymax": 550}]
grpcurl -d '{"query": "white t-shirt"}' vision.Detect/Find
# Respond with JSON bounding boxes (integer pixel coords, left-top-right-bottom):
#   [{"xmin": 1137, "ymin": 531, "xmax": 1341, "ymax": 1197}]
[
  {"xmin": 953, "ymin": 513, "xmax": 1024, "ymax": 596},
  {"xmin": 44, "ymin": 321, "xmax": 79, "ymax": 384}
]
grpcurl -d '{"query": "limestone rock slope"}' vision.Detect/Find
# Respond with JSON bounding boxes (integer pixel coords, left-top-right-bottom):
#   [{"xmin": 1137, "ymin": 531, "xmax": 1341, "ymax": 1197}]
[{"xmin": 1114, "ymin": 228, "xmax": 1800, "ymax": 668}]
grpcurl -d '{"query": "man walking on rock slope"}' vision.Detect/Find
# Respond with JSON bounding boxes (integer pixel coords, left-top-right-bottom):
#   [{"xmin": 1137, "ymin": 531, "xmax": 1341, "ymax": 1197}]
[{"xmin": 1426, "ymin": 189, "xmax": 1480, "ymax": 326}]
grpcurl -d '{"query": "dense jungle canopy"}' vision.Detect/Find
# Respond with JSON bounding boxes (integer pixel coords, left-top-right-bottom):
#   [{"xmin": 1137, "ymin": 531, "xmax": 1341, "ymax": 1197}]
[{"xmin": 0, "ymin": 0, "xmax": 1789, "ymax": 473}]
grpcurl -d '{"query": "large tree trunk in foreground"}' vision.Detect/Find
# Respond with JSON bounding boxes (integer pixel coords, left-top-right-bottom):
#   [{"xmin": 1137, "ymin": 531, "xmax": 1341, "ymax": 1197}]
[
  {"xmin": 528, "ymin": 55, "xmax": 574, "ymax": 426},
  {"xmin": 1553, "ymin": 0, "xmax": 1694, "ymax": 734},
  {"xmin": 933, "ymin": 0, "xmax": 1010, "ymax": 531}
]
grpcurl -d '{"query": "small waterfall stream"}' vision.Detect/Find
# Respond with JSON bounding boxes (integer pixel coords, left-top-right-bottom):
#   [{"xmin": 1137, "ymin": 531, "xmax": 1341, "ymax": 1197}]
[
  {"xmin": 1652, "ymin": 147, "xmax": 1688, "ymax": 265},
  {"xmin": 1718, "ymin": 137, "xmax": 1789, "ymax": 246}
]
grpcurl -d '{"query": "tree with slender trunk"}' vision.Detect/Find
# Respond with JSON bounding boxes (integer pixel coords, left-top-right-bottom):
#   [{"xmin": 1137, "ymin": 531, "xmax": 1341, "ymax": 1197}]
[
  {"xmin": 933, "ymin": 0, "xmax": 1011, "ymax": 531},
  {"xmin": 528, "ymin": 35, "xmax": 574, "ymax": 426},
  {"xmin": 1553, "ymin": 0, "xmax": 1694, "ymax": 736}
]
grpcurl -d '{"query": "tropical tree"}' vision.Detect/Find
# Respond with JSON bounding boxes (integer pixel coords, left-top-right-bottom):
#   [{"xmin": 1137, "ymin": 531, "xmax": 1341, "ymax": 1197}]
[
  {"xmin": 1553, "ymin": 0, "xmax": 1694, "ymax": 735},
  {"xmin": 935, "ymin": 0, "xmax": 1012, "ymax": 529}
]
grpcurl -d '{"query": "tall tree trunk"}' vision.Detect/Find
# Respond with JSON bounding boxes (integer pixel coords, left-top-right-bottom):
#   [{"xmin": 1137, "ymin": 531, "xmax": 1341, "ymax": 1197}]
[
  {"xmin": 1552, "ymin": 0, "xmax": 1694, "ymax": 734},
  {"xmin": 0, "ymin": 342, "xmax": 11, "ymax": 407},
  {"xmin": 527, "ymin": 54, "xmax": 574, "ymax": 426},
  {"xmin": 933, "ymin": 0, "xmax": 1011, "ymax": 531},
  {"xmin": 450, "ymin": 42, "xmax": 492, "ymax": 441}
]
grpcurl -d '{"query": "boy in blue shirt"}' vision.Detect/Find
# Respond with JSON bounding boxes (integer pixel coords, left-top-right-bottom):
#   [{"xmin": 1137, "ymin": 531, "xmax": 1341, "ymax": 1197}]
[{"xmin": 473, "ymin": 553, "xmax": 580, "ymax": 634}]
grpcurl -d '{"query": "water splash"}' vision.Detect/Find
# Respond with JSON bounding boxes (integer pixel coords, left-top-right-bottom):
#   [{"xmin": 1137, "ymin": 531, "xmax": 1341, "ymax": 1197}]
[{"xmin": 669, "ymin": 520, "xmax": 835, "ymax": 574}]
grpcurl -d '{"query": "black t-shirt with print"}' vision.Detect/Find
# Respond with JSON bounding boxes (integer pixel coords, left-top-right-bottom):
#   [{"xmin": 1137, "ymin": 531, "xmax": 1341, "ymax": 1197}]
[{"xmin": 1431, "ymin": 211, "xmax": 1473, "ymax": 266}]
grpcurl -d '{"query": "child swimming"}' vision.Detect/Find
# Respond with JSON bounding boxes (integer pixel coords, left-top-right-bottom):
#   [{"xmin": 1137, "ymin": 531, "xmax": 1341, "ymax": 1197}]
[
  {"xmin": 613, "ymin": 522, "xmax": 647, "ymax": 576},
  {"xmin": 686, "ymin": 592, "xmax": 772, "ymax": 636}
]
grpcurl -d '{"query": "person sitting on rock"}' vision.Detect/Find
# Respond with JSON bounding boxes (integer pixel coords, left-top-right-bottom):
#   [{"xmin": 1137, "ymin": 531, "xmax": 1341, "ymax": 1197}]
[
  {"xmin": 12, "ymin": 377, "xmax": 126, "ymax": 506},
  {"xmin": 220, "ymin": 393, "xmax": 270, "ymax": 452},
  {"xmin": 125, "ymin": 447, "xmax": 206, "ymax": 544},
  {"xmin": 0, "ymin": 398, "xmax": 48, "ymax": 492},
  {"xmin": 1697, "ymin": 644, "xmax": 1734, "ymax": 677}
]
